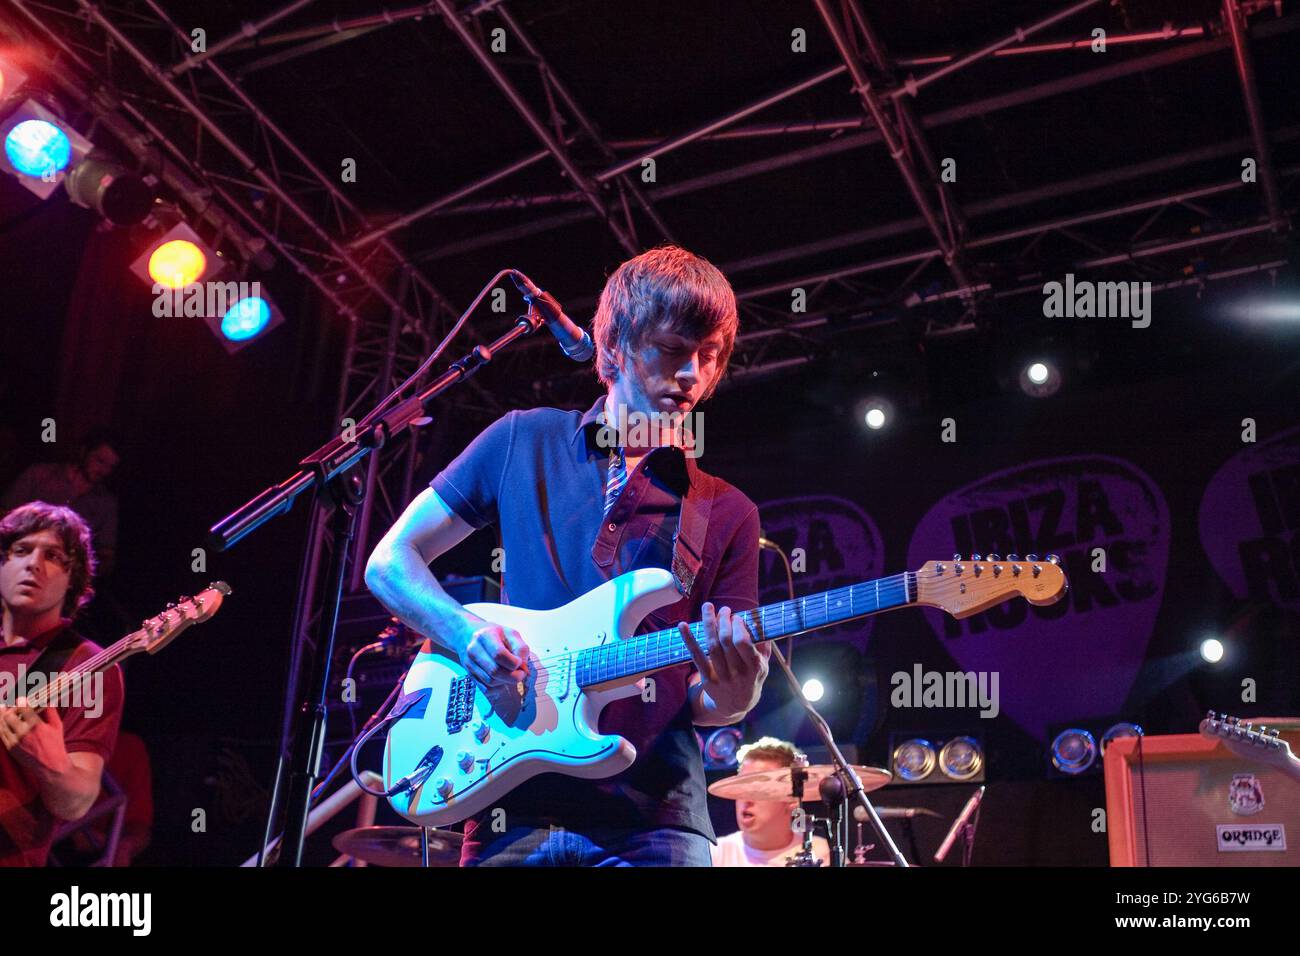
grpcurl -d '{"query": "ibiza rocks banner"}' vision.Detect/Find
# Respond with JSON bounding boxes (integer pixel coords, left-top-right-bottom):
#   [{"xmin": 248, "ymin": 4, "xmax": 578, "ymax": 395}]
[
  {"xmin": 1199, "ymin": 423, "xmax": 1300, "ymax": 611},
  {"xmin": 906, "ymin": 455, "xmax": 1170, "ymax": 740}
]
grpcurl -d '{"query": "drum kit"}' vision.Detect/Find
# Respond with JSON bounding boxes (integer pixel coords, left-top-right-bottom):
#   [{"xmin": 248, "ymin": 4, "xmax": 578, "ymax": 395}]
[
  {"xmin": 329, "ymin": 760, "xmax": 937, "ymax": 867},
  {"xmin": 707, "ymin": 760, "xmax": 935, "ymax": 866}
]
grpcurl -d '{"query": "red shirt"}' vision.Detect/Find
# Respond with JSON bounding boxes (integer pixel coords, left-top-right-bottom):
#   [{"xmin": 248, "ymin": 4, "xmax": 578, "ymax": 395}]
[{"xmin": 0, "ymin": 621, "xmax": 124, "ymax": 866}]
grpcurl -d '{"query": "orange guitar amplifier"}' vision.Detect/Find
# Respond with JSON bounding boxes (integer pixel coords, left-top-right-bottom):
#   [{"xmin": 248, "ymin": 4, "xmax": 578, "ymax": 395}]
[{"xmin": 1104, "ymin": 724, "xmax": 1300, "ymax": 866}]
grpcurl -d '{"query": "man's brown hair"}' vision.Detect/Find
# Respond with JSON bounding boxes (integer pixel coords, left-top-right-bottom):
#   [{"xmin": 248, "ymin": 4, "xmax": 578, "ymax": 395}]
[
  {"xmin": 736, "ymin": 736, "xmax": 802, "ymax": 768},
  {"xmin": 0, "ymin": 502, "xmax": 97, "ymax": 617},
  {"xmin": 591, "ymin": 244, "xmax": 739, "ymax": 401}
]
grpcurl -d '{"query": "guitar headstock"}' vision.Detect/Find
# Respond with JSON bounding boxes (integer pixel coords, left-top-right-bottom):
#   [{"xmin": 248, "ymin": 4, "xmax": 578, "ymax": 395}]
[
  {"xmin": 1199, "ymin": 711, "xmax": 1297, "ymax": 769},
  {"xmin": 915, "ymin": 554, "xmax": 1068, "ymax": 619},
  {"xmin": 129, "ymin": 582, "xmax": 231, "ymax": 655}
]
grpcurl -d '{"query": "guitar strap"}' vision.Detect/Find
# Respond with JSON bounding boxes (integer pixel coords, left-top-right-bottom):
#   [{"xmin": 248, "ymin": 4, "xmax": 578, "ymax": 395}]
[
  {"xmin": 26, "ymin": 627, "xmax": 85, "ymax": 685},
  {"xmin": 671, "ymin": 470, "xmax": 714, "ymax": 601}
]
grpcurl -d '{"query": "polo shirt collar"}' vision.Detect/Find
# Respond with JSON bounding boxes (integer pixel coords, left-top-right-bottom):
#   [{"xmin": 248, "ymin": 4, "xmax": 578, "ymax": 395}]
[
  {"xmin": 571, "ymin": 393, "xmax": 699, "ymax": 490},
  {"xmin": 0, "ymin": 617, "xmax": 73, "ymax": 652}
]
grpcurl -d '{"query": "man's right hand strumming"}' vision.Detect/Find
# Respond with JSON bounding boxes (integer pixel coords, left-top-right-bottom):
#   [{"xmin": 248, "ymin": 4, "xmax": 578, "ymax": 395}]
[{"xmin": 458, "ymin": 621, "xmax": 531, "ymax": 689}]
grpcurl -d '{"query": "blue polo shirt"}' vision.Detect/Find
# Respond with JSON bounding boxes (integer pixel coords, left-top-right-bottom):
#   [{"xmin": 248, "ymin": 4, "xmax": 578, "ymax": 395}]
[{"xmin": 430, "ymin": 394, "xmax": 759, "ymax": 840}]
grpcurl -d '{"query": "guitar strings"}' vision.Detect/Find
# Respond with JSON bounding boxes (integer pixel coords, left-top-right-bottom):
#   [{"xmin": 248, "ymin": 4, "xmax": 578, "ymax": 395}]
[{"xmin": 463, "ymin": 569, "xmax": 1049, "ymax": 674}]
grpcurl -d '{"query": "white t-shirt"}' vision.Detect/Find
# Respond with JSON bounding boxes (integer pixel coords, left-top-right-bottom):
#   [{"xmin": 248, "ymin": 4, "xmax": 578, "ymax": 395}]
[{"xmin": 710, "ymin": 830, "xmax": 832, "ymax": 867}]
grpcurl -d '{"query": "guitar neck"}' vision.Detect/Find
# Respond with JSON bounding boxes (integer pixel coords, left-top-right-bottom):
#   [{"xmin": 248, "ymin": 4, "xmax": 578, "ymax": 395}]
[
  {"xmin": 25, "ymin": 632, "xmax": 139, "ymax": 711},
  {"xmin": 576, "ymin": 572, "xmax": 915, "ymax": 687}
]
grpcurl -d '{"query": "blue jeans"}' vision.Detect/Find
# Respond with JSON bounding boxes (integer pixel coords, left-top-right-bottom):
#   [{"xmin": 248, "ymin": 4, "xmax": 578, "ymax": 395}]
[{"xmin": 462, "ymin": 824, "xmax": 713, "ymax": 867}]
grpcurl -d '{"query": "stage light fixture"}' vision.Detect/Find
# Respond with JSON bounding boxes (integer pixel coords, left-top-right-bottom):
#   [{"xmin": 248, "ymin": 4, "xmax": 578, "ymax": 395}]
[
  {"xmin": 801, "ymin": 678, "xmax": 825, "ymax": 702},
  {"xmin": 1019, "ymin": 358, "xmax": 1061, "ymax": 397},
  {"xmin": 856, "ymin": 395, "xmax": 895, "ymax": 430},
  {"xmin": 63, "ymin": 153, "xmax": 152, "ymax": 226},
  {"xmin": 892, "ymin": 738, "xmax": 937, "ymax": 782},
  {"xmin": 702, "ymin": 727, "xmax": 743, "ymax": 770},
  {"xmin": 1049, "ymin": 728, "xmax": 1097, "ymax": 774},
  {"xmin": 1200, "ymin": 637, "xmax": 1225, "ymax": 664},
  {"xmin": 203, "ymin": 287, "xmax": 286, "ymax": 354},
  {"xmin": 0, "ymin": 54, "xmax": 30, "ymax": 102},
  {"xmin": 1101, "ymin": 722, "xmax": 1143, "ymax": 755},
  {"xmin": 131, "ymin": 222, "xmax": 219, "ymax": 289},
  {"xmin": 0, "ymin": 99, "xmax": 92, "ymax": 200},
  {"xmin": 938, "ymin": 736, "xmax": 984, "ymax": 781}
]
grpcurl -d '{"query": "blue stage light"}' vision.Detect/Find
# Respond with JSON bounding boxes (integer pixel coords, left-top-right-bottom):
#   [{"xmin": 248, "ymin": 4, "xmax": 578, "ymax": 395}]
[
  {"xmin": 221, "ymin": 297, "xmax": 271, "ymax": 341},
  {"xmin": 4, "ymin": 119, "xmax": 71, "ymax": 177}
]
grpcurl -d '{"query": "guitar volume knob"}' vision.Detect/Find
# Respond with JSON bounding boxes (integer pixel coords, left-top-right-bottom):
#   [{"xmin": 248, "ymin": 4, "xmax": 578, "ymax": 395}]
[
  {"xmin": 457, "ymin": 750, "xmax": 474, "ymax": 771},
  {"xmin": 472, "ymin": 720, "xmax": 490, "ymax": 743}
]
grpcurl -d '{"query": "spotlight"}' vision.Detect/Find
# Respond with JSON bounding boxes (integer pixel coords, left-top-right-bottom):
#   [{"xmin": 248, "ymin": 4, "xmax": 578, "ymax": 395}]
[
  {"xmin": 64, "ymin": 153, "xmax": 152, "ymax": 226},
  {"xmin": 1019, "ymin": 359, "xmax": 1061, "ymax": 397},
  {"xmin": 1200, "ymin": 638, "xmax": 1225, "ymax": 664},
  {"xmin": 0, "ymin": 99, "xmax": 92, "ymax": 200},
  {"xmin": 801, "ymin": 678, "xmax": 825, "ymax": 702},
  {"xmin": 702, "ymin": 727, "xmax": 743, "ymax": 770},
  {"xmin": 1228, "ymin": 298, "xmax": 1300, "ymax": 324},
  {"xmin": 1101, "ymin": 722, "xmax": 1143, "ymax": 755},
  {"xmin": 200, "ymin": 284, "xmax": 284, "ymax": 354},
  {"xmin": 1049, "ymin": 728, "xmax": 1097, "ymax": 774},
  {"xmin": 938, "ymin": 736, "xmax": 984, "ymax": 781},
  {"xmin": 856, "ymin": 395, "xmax": 896, "ymax": 430},
  {"xmin": 0, "ymin": 54, "xmax": 30, "ymax": 102},
  {"xmin": 131, "ymin": 222, "xmax": 219, "ymax": 289},
  {"xmin": 891, "ymin": 738, "xmax": 937, "ymax": 782}
]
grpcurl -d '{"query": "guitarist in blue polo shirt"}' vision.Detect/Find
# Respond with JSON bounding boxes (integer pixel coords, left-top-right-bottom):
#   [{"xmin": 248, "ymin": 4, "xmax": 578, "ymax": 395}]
[{"xmin": 366, "ymin": 245, "xmax": 768, "ymax": 866}]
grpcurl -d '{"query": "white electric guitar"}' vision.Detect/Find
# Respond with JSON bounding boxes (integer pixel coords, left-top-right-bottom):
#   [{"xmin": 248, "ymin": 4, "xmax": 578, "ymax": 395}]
[
  {"xmin": 383, "ymin": 556, "xmax": 1068, "ymax": 827},
  {"xmin": 1199, "ymin": 711, "xmax": 1300, "ymax": 783}
]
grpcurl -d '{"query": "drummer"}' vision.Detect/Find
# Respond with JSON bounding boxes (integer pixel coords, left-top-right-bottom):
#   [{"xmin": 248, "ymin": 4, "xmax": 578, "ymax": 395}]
[{"xmin": 710, "ymin": 737, "xmax": 831, "ymax": 867}]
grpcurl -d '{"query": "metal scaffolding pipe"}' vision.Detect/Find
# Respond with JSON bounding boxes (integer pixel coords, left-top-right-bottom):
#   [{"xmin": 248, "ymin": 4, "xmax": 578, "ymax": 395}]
[
  {"xmin": 813, "ymin": 0, "xmax": 971, "ymax": 292},
  {"xmin": 409, "ymin": 19, "xmax": 1272, "ymax": 253},
  {"xmin": 429, "ymin": 0, "xmax": 638, "ymax": 255},
  {"xmin": 137, "ymin": 0, "xmax": 462, "ymax": 321},
  {"xmin": 166, "ymin": 0, "xmax": 318, "ymax": 76},
  {"xmin": 1222, "ymin": 0, "xmax": 1285, "ymax": 233},
  {"xmin": 893, "ymin": 0, "xmax": 1106, "ymax": 99}
]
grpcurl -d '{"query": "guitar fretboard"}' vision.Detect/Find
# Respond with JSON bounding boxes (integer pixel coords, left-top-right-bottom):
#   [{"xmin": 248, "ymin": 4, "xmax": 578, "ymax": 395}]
[
  {"xmin": 23, "ymin": 634, "xmax": 138, "ymax": 710},
  {"xmin": 575, "ymin": 572, "xmax": 915, "ymax": 687}
]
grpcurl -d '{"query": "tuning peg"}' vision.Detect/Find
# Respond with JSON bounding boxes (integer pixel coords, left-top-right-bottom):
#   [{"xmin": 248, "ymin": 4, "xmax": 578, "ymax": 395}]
[
  {"xmin": 165, "ymin": 602, "xmax": 176, "ymax": 610},
  {"xmin": 1026, "ymin": 553, "xmax": 1039, "ymax": 561},
  {"xmin": 953, "ymin": 554, "xmax": 962, "ymax": 561},
  {"xmin": 988, "ymin": 554, "xmax": 1001, "ymax": 561},
  {"xmin": 1046, "ymin": 554, "xmax": 1060, "ymax": 565},
  {"xmin": 178, "ymin": 595, "xmax": 192, "ymax": 604},
  {"xmin": 1007, "ymin": 554, "xmax": 1020, "ymax": 562},
  {"xmin": 971, "ymin": 553, "xmax": 982, "ymax": 562}
]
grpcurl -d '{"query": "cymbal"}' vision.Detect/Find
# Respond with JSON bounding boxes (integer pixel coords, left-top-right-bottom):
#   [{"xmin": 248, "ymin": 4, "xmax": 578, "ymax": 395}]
[
  {"xmin": 708, "ymin": 764, "xmax": 892, "ymax": 802},
  {"xmin": 333, "ymin": 826, "xmax": 463, "ymax": 867}
]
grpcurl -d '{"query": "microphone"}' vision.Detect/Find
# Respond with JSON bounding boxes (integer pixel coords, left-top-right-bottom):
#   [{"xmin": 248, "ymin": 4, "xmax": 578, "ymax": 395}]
[
  {"xmin": 934, "ymin": 785, "xmax": 985, "ymax": 863},
  {"xmin": 508, "ymin": 269, "xmax": 594, "ymax": 361}
]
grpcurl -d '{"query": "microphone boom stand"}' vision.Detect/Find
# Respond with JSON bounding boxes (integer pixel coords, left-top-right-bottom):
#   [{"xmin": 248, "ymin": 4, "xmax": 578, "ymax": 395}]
[{"xmin": 209, "ymin": 294, "xmax": 552, "ymax": 867}]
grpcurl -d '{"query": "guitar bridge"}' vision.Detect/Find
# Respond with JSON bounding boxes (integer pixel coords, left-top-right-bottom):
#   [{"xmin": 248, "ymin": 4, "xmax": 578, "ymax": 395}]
[{"xmin": 446, "ymin": 676, "xmax": 475, "ymax": 732}]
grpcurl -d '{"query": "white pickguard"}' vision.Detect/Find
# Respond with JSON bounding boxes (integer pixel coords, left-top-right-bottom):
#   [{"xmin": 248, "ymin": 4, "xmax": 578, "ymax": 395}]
[{"xmin": 382, "ymin": 567, "xmax": 684, "ymax": 827}]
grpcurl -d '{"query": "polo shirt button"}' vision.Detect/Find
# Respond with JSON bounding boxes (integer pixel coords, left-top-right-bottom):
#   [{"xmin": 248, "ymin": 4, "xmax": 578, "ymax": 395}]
[{"xmin": 607, "ymin": 522, "xmax": 617, "ymax": 532}]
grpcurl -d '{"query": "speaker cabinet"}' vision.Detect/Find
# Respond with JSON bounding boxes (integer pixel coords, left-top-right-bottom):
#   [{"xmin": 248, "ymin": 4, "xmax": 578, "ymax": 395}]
[{"xmin": 1105, "ymin": 730, "xmax": 1300, "ymax": 866}]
